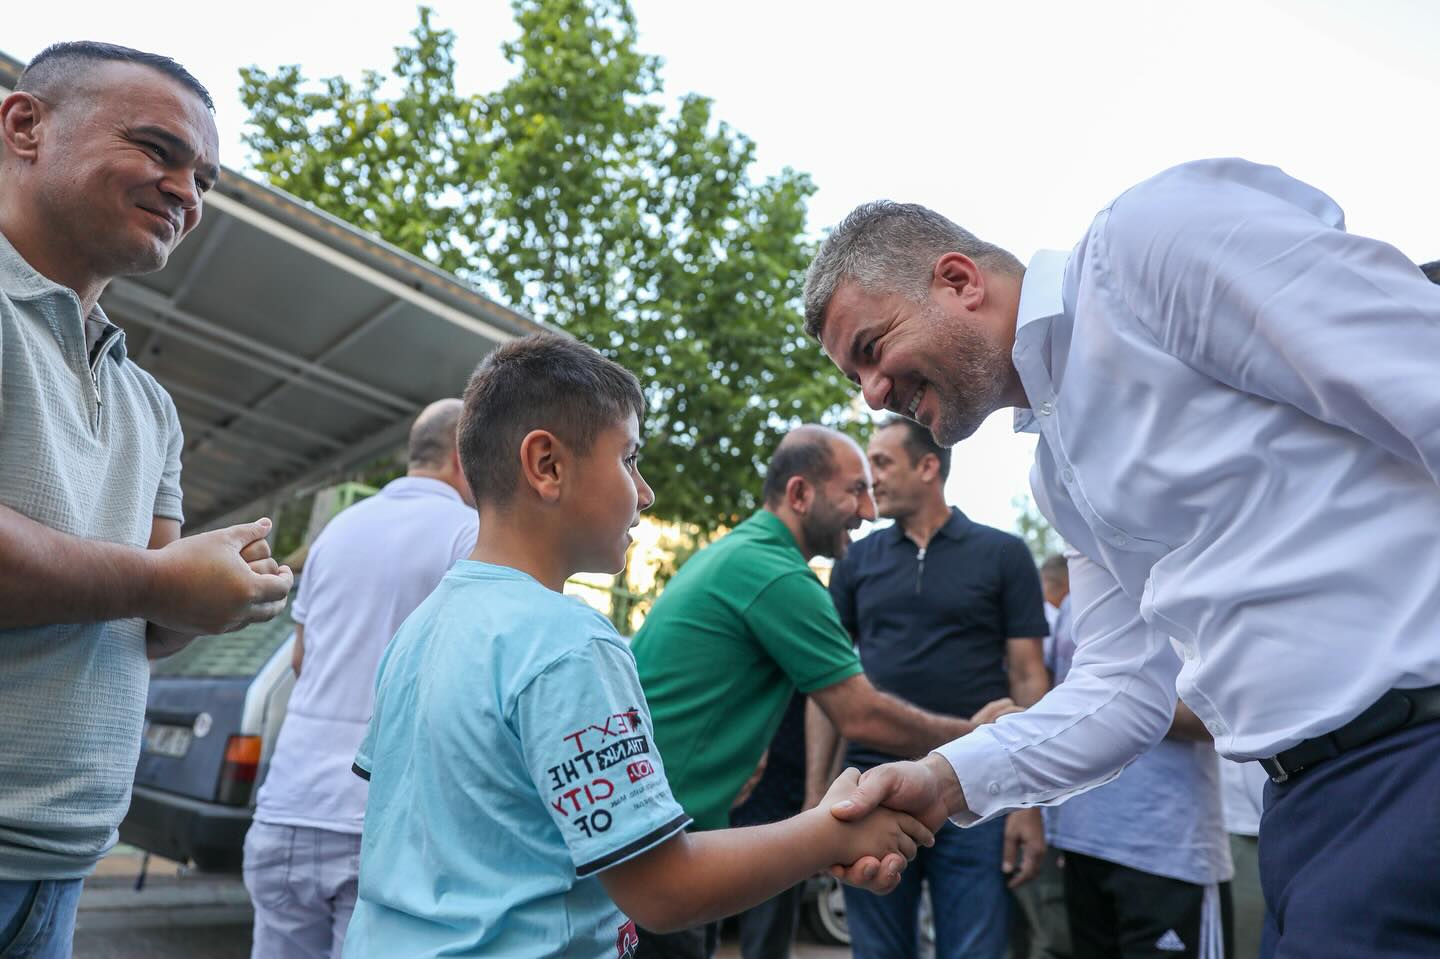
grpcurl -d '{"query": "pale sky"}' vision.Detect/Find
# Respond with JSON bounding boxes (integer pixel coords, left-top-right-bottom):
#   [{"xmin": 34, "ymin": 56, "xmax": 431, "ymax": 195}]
[{"xmin": 7, "ymin": 1, "xmax": 1438, "ymax": 533}]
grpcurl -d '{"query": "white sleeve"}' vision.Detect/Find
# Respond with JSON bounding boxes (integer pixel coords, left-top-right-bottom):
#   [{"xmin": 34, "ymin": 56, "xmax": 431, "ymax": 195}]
[
  {"xmin": 1106, "ymin": 160, "xmax": 1440, "ymax": 487},
  {"xmin": 449, "ymin": 513, "xmax": 479, "ymax": 566},
  {"xmin": 934, "ymin": 552, "xmax": 1179, "ymax": 824}
]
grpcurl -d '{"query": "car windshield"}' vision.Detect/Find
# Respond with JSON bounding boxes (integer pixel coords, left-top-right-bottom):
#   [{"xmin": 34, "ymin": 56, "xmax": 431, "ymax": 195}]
[{"xmin": 150, "ymin": 606, "xmax": 295, "ymax": 679}]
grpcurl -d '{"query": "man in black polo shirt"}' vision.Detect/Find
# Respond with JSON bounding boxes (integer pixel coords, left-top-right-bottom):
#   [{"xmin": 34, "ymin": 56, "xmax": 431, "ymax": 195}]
[{"xmin": 809, "ymin": 416, "xmax": 1050, "ymax": 959}]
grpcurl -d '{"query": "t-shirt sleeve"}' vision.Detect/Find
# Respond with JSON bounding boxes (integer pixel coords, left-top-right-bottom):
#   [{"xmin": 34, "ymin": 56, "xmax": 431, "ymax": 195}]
[
  {"xmin": 744, "ymin": 571, "xmax": 864, "ymax": 693},
  {"xmin": 152, "ymin": 391, "xmax": 184, "ymax": 523},
  {"xmin": 511, "ymin": 637, "xmax": 692, "ymax": 878},
  {"xmin": 449, "ymin": 513, "xmax": 479, "ymax": 566},
  {"xmin": 1000, "ymin": 537, "xmax": 1050, "ymax": 639}
]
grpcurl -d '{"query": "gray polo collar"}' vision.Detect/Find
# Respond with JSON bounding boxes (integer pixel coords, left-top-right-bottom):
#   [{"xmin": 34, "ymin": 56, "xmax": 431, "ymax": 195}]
[{"xmin": 0, "ymin": 228, "xmax": 128, "ymax": 364}]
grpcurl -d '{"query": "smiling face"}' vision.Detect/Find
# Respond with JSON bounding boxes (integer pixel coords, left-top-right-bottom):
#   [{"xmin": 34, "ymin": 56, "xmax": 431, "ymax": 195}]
[
  {"xmin": 798, "ymin": 437, "xmax": 876, "ymax": 561},
  {"xmin": 819, "ymin": 263, "xmax": 1020, "ymax": 447},
  {"xmin": 566, "ymin": 412, "xmax": 655, "ymax": 574},
  {"xmin": 29, "ymin": 61, "xmax": 219, "ymax": 284}
]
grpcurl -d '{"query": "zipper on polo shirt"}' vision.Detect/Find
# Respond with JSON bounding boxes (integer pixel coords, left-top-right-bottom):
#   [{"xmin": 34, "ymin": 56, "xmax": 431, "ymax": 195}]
[
  {"xmin": 88, "ymin": 329, "xmax": 122, "ymax": 430},
  {"xmin": 915, "ymin": 546, "xmax": 926, "ymax": 595}
]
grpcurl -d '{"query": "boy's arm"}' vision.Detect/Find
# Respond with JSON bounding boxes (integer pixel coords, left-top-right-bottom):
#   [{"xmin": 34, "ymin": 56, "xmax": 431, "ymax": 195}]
[{"xmin": 599, "ymin": 769, "xmax": 931, "ymax": 933}]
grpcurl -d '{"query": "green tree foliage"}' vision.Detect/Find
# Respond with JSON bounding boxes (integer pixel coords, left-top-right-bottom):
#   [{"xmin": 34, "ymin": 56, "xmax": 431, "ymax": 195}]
[
  {"xmin": 240, "ymin": 1, "xmax": 858, "ymax": 534},
  {"xmin": 1012, "ymin": 493, "xmax": 1065, "ymax": 565}
]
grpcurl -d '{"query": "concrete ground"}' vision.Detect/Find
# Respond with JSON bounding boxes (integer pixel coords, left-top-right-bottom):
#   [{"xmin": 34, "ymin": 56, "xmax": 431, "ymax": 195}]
[{"xmin": 74, "ymin": 847, "xmax": 851, "ymax": 958}]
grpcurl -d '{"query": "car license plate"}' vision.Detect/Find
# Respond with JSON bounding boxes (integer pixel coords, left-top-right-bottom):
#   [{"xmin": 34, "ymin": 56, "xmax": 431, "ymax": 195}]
[{"xmin": 143, "ymin": 722, "xmax": 193, "ymax": 759}]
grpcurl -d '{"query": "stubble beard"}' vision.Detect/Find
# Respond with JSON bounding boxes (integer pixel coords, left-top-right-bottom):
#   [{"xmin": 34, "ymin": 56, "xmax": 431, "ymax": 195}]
[
  {"xmin": 800, "ymin": 501, "xmax": 852, "ymax": 561},
  {"xmin": 926, "ymin": 308, "xmax": 1012, "ymax": 447}
]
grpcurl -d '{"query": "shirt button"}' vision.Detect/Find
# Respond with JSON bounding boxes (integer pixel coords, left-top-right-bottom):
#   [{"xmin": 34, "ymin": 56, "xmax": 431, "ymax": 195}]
[
  {"xmin": 1038, "ymin": 401, "xmax": 1055, "ymax": 416},
  {"xmin": 1061, "ymin": 468, "xmax": 1074, "ymax": 484},
  {"xmin": 987, "ymin": 782, "xmax": 1001, "ymax": 797},
  {"xmin": 1206, "ymin": 721, "xmax": 1223, "ymax": 736},
  {"xmin": 1111, "ymin": 533, "xmax": 1128, "ymax": 547}
]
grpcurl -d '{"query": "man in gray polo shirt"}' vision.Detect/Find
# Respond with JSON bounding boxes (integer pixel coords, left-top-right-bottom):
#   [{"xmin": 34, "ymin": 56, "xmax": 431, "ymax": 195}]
[{"xmin": 0, "ymin": 42, "xmax": 294, "ymax": 957}]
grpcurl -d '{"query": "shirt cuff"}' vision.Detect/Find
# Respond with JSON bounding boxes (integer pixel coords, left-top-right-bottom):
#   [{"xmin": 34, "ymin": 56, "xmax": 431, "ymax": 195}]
[{"xmin": 932, "ymin": 726, "xmax": 1025, "ymax": 827}]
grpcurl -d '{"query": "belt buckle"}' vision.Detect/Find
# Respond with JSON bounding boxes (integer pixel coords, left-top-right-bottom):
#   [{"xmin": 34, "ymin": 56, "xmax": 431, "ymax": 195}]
[{"xmin": 1259, "ymin": 756, "xmax": 1291, "ymax": 784}]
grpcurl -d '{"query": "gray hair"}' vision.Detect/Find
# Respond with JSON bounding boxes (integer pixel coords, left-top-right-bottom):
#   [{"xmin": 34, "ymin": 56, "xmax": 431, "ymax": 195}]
[{"xmin": 803, "ymin": 200, "xmax": 1023, "ymax": 340}]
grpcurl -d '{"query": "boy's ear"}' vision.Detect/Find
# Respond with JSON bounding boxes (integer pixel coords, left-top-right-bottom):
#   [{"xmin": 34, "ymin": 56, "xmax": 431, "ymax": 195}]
[{"xmin": 517, "ymin": 429, "xmax": 565, "ymax": 503}]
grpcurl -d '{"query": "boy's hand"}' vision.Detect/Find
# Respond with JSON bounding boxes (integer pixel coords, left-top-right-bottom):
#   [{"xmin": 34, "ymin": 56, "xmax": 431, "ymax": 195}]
[{"xmin": 819, "ymin": 768, "xmax": 934, "ymax": 893}]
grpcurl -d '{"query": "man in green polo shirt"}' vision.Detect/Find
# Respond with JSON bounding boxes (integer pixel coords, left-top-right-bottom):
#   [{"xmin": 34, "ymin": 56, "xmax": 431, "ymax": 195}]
[{"xmin": 631, "ymin": 425, "xmax": 1018, "ymax": 958}]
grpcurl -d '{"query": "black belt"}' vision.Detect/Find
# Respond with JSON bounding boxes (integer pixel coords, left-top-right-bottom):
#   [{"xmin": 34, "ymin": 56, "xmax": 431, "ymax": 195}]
[{"xmin": 1260, "ymin": 683, "xmax": 1440, "ymax": 784}]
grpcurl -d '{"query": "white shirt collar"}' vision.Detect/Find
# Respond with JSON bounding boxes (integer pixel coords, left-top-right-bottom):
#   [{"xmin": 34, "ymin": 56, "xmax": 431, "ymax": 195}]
[{"xmin": 1011, "ymin": 249, "xmax": 1070, "ymax": 434}]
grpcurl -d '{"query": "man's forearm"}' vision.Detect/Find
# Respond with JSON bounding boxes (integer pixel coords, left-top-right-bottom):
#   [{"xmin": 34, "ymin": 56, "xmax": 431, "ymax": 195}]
[
  {"xmin": 1007, "ymin": 638, "xmax": 1049, "ymax": 708},
  {"xmin": 0, "ymin": 505, "xmax": 153, "ymax": 629},
  {"xmin": 805, "ymin": 698, "xmax": 843, "ymax": 807},
  {"xmin": 1008, "ymin": 669, "xmax": 1049, "ymax": 709},
  {"xmin": 845, "ymin": 691, "xmax": 972, "ymax": 758}
]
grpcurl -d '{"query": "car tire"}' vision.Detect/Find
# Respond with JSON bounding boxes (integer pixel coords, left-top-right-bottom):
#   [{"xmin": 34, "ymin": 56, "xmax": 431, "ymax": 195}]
[{"xmin": 803, "ymin": 874, "xmax": 850, "ymax": 945}]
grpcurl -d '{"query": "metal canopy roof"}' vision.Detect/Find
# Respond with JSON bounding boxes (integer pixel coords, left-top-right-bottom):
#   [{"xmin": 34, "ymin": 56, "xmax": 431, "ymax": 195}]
[{"xmin": 1, "ymin": 51, "xmax": 548, "ymax": 530}]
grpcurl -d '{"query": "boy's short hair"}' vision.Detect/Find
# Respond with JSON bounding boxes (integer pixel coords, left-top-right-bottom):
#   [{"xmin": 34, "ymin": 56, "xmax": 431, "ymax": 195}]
[{"xmin": 459, "ymin": 333, "xmax": 645, "ymax": 506}]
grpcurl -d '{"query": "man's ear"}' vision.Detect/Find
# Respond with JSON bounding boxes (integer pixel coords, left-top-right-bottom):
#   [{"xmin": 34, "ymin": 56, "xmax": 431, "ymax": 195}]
[
  {"xmin": 919, "ymin": 452, "xmax": 942, "ymax": 485},
  {"xmin": 785, "ymin": 474, "xmax": 814, "ymax": 515},
  {"xmin": 932, "ymin": 252, "xmax": 985, "ymax": 312},
  {"xmin": 517, "ymin": 429, "xmax": 565, "ymax": 503},
  {"xmin": 0, "ymin": 93, "xmax": 45, "ymax": 162}
]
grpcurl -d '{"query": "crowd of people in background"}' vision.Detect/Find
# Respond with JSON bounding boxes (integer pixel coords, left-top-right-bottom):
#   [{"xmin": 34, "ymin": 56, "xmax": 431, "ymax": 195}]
[{"xmin": 4, "ymin": 32, "xmax": 1439, "ymax": 959}]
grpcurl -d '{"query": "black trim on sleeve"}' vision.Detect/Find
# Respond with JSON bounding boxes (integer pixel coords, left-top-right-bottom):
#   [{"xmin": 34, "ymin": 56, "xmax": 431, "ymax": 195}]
[
  {"xmin": 352, "ymin": 762, "xmax": 371, "ymax": 782},
  {"xmin": 574, "ymin": 813, "xmax": 692, "ymax": 879}
]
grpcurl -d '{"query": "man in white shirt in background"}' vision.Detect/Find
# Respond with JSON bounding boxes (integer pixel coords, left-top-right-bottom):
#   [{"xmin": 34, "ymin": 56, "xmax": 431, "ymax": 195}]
[
  {"xmin": 242, "ymin": 399, "xmax": 478, "ymax": 959},
  {"xmin": 804, "ymin": 159, "xmax": 1440, "ymax": 957},
  {"xmin": 1045, "ymin": 628, "xmax": 1232, "ymax": 959},
  {"xmin": 1220, "ymin": 760, "xmax": 1271, "ymax": 959},
  {"xmin": 1038, "ymin": 554, "xmax": 1070, "ymax": 687}
]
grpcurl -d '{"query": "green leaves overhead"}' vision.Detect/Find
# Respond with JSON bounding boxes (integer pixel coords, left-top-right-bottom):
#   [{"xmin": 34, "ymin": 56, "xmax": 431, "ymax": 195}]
[{"xmin": 241, "ymin": 1, "xmax": 859, "ymax": 533}]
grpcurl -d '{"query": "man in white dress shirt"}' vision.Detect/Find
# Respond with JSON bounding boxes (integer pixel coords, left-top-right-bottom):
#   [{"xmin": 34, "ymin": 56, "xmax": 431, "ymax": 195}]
[
  {"xmin": 242, "ymin": 399, "xmax": 477, "ymax": 959},
  {"xmin": 802, "ymin": 159, "xmax": 1440, "ymax": 958}
]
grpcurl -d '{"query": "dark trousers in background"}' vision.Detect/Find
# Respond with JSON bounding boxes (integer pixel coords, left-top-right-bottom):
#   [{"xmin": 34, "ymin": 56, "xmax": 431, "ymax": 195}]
[
  {"xmin": 846, "ymin": 816, "xmax": 1010, "ymax": 959},
  {"xmin": 636, "ymin": 922, "xmax": 717, "ymax": 959},
  {"xmin": 1010, "ymin": 846, "xmax": 1072, "ymax": 959},
  {"xmin": 735, "ymin": 884, "xmax": 803, "ymax": 959},
  {"xmin": 1259, "ymin": 719, "xmax": 1440, "ymax": 958},
  {"xmin": 1062, "ymin": 852, "xmax": 1231, "ymax": 959},
  {"xmin": 1226, "ymin": 834, "xmax": 1264, "ymax": 959}
]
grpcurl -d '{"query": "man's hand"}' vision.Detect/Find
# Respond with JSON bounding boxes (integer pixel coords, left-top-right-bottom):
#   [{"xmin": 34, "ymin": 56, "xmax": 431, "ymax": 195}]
[
  {"xmin": 970, "ymin": 697, "xmax": 1023, "ymax": 726},
  {"xmin": 240, "ymin": 535, "xmax": 282, "ymax": 577},
  {"xmin": 819, "ymin": 768, "xmax": 934, "ymax": 893},
  {"xmin": 1002, "ymin": 808, "xmax": 1046, "ymax": 888},
  {"xmin": 825, "ymin": 754, "xmax": 966, "ymax": 890},
  {"xmin": 144, "ymin": 519, "xmax": 294, "ymax": 635}
]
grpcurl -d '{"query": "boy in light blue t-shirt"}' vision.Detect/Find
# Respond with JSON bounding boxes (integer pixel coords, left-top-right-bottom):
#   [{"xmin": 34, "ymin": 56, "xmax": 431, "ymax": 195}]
[{"xmin": 345, "ymin": 334, "xmax": 931, "ymax": 958}]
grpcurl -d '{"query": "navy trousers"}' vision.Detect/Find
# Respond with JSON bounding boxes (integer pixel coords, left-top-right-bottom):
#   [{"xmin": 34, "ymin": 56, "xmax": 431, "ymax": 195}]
[{"xmin": 1259, "ymin": 718, "xmax": 1440, "ymax": 958}]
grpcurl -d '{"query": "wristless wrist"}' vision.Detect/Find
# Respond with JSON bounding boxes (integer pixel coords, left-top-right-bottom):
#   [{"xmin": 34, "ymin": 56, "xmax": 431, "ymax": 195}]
[
  {"xmin": 920, "ymin": 752, "xmax": 969, "ymax": 818},
  {"xmin": 130, "ymin": 542, "xmax": 166, "ymax": 622}
]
